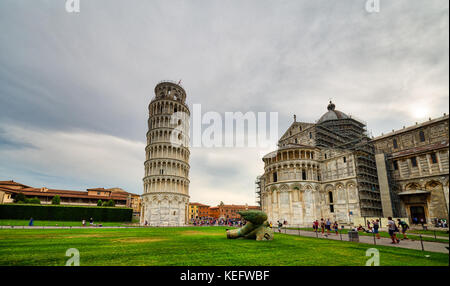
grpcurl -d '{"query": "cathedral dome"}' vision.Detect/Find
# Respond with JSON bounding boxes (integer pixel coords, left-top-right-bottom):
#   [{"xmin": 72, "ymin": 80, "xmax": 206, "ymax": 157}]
[{"xmin": 317, "ymin": 101, "xmax": 349, "ymax": 123}]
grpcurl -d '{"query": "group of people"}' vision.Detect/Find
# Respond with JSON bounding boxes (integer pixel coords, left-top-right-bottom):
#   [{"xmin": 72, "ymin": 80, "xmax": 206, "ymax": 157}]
[
  {"xmin": 81, "ymin": 217, "xmax": 95, "ymax": 227},
  {"xmin": 352, "ymin": 218, "xmax": 409, "ymax": 243},
  {"xmin": 432, "ymin": 218, "xmax": 448, "ymax": 228},
  {"xmin": 386, "ymin": 217, "xmax": 409, "ymax": 244},
  {"xmin": 312, "ymin": 218, "xmax": 339, "ymax": 237},
  {"xmin": 189, "ymin": 218, "xmax": 245, "ymax": 227},
  {"xmin": 355, "ymin": 219, "xmax": 381, "ymax": 239}
]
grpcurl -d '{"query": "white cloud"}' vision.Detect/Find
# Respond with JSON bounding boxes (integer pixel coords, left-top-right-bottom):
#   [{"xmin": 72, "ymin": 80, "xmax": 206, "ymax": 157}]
[{"xmin": 0, "ymin": 123, "xmax": 145, "ymax": 193}]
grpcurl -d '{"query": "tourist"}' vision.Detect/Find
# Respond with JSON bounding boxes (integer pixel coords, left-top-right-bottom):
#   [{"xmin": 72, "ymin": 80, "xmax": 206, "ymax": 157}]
[
  {"xmin": 320, "ymin": 218, "xmax": 325, "ymax": 235},
  {"xmin": 373, "ymin": 219, "xmax": 380, "ymax": 239},
  {"xmin": 413, "ymin": 217, "xmax": 418, "ymax": 225},
  {"xmin": 419, "ymin": 218, "xmax": 426, "ymax": 230},
  {"xmin": 82, "ymin": 219, "xmax": 86, "ymax": 227},
  {"xmin": 325, "ymin": 218, "xmax": 331, "ymax": 236},
  {"xmin": 387, "ymin": 217, "xmax": 400, "ymax": 244},
  {"xmin": 89, "ymin": 217, "xmax": 93, "ymax": 226},
  {"xmin": 367, "ymin": 220, "xmax": 372, "ymax": 230},
  {"xmin": 277, "ymin": 221, "xmax": 283, "ymax": 233},
  {"xmin": 357, "ymin": 224, "xmax": 365, "ymax": 232},
  {"xmin": 397, "ymin": 219, "xmax": 409, "ymax": 240},
  {"xmin": 28, "ymin": 217, "xmax": 34, "ymax": 226},
  {"xmin": 333, "ymin": 221, "xmax": 339, "ymax": 235}
]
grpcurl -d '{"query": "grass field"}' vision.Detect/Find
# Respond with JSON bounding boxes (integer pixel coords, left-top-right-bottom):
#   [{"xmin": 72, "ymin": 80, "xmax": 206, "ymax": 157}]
[
  {"xmin": 0, "ymin": 219, "xmax": 137, "ymax": 227},
  {"xmin": 408, "ymin": 229, "xmax": 449, "ymax": 236},
  {"xmin": 288, "ymin": 227, "xmax": 449, "ymax": 243},
  {"xmin": 0, "ymin": 227, "xmax": 448, "ymax": 266}
]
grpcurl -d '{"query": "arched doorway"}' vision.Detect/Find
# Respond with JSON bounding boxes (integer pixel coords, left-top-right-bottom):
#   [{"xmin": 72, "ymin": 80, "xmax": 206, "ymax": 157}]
[{"xmin": 409, "ymin": 206, "xmax": 426, "ymax": 224}]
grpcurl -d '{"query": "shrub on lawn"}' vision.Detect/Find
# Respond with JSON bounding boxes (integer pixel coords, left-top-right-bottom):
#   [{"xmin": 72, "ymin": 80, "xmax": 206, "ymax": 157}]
[
  {"xmin": 25, "ymin": 197, "xmax": 41, "ymax": 204},
  {"xmin": 13, "ymin": 193, "xmax": 26, "ymax": 203},
  {"xmin": 0, "ymin": 204, "xmax": 132, "ymax": 222},
  {"xmin": 97, "ymin": 200, "xmax": 102, "ymax": 206},
  {"xmin": 102, "ymin": 199, "xmax": 115, "ymax": 207},
  {"xmin": 51, "ymin": 195, "xmax": 61, "ymax": 205}
]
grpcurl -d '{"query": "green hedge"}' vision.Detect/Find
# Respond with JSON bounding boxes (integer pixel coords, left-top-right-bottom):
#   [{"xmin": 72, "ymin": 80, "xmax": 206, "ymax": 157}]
[{"xmin": 0, "ymin": 204, "xmax": 132, "ymax": 222}]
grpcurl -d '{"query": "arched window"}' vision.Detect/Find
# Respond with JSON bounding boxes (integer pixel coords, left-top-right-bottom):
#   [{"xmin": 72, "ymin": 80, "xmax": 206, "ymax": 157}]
[
  {"xmin": 329, "ymin": 192, "xmax": 334, "ymax": 213},
  {"xmin": 393, "ymin": 139, "xmax": 398, "ymax": 149},
  {"xmin": 302, "ymin": 170, "xmax": 307, "ymax": 180},
  {"xmin": 273, "ymin": 172, "xmax": 277, "ymax": 182},
  {"xmin": 419, "ymin": 131, "xmax": 425, "ymax": 142}
]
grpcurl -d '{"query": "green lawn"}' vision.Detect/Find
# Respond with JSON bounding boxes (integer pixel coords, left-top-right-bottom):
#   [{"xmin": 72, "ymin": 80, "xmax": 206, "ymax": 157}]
[
  {"xmin": 408, "ymin": 229, "xmax": 449, "ymax": 236},
  {"xmin": 288, "ymin": 227, "xmax": 449, "ymax": 243},
  {"xmin": 0, "ymin": 227, "xmax": 447, "ymax": 266},
  {"xmin": 0, "ymin": 219, "xmax": 137, "ymax": 227}
]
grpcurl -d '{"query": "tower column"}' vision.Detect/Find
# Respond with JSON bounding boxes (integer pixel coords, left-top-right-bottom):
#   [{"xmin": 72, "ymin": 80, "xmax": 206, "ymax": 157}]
[{"xmin": 141, "ymin": 81, "xmax": 191, "ymax": 226}]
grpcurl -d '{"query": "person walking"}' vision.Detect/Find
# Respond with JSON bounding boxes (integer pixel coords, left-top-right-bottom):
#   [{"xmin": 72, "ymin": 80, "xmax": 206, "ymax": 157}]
[
  {"xmin": 397, "ymin": 219, "xmax": 409, "ymax": 240},
  {"xmin": 28, "ymin": 217, "xmax": 34, "ymax": 226},
  {"xmin": 277, "ymin": 221, "xmax": 283, "ymax": 233},
  {"xmin": 373, "ymin": 219, "xmax": 380, "ymax": 239},
  {"xmin": 333, "ymin": 221, "xmax": 339, "ymax": 235},
  {"xmin": 420, "ymin": 218, "xmax": 426, "ymax": 230},
  {"xmin": 387, "ymin": 217, "xmax": 400, "ymax": 244},
  {"xmin": 325, "ymin": 218, "xmax": 331, "ymax": 237},
  {"xmin": 320, "ymin": 218, "xmax": 325, "ymax": 236}
]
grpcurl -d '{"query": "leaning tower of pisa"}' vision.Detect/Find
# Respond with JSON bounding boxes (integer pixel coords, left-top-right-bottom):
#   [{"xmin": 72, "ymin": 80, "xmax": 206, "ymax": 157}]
[{"xmin": 141, "ymin": 81, "xmax": 190, "ymax": 226}]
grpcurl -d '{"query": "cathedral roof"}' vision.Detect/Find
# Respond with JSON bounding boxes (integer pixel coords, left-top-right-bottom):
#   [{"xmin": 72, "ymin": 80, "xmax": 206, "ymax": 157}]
[
  {"xmin": 262, "ymin": 144, "xmax": 319, "ymax": 159},
  {"xmin": 317, "ymin": 101, "xmax": 349, "ymax": 123}
]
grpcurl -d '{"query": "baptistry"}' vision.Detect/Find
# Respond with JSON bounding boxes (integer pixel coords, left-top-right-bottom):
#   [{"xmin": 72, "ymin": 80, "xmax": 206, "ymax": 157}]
[{"xmin": 140, "ymin": 81, "xmax": 190, "ymax": 226}]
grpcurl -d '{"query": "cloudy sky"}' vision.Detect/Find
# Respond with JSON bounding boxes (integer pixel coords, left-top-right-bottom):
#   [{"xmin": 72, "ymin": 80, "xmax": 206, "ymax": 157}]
[{"xmin": 0, "ymin": 0, "xmax": 448, "ymax": 206}]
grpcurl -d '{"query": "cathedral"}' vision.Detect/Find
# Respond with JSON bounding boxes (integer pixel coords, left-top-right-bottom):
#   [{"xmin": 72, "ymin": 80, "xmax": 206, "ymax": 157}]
[{"xmin": 258, "ymin": 101, "xmax": 383, "ymax": 226}]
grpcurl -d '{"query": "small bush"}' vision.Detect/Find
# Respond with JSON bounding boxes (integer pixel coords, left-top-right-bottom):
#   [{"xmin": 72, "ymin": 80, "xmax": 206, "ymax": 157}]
[
  {"xmin": 51, "ymin": 195, "xmax": 61, "ymax": 205},
  {"xmin": 25, "ymin": 197, "xmax": 41, "ymax": 204},
  {"xmin": 14, "ymin": 193, "xmax": 26, "ymax": 203},
  {"xmin": 97, "ymin": 200, "xmax": 102, "ymax": 206},
  {"xmin": 102, "ymin": 200, "xmax": 115, "ymax": 207}
]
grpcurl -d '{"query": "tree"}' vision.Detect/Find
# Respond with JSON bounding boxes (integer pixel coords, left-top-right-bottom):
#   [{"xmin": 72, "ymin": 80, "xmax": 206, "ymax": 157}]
[
  {"xmin": 103, "ymin": 199, "xmax": 115, "ymax": 207},
  {"xmin": 14, "ymin": 193, "xmax": 26, "ymax": 203},
  {"xmin": 97, "ymin": 200, "xmax": 102, "ymax": 206},
  {"xmin": 51, "ymin": 195, "xmax": 61, "ymax": 205}
]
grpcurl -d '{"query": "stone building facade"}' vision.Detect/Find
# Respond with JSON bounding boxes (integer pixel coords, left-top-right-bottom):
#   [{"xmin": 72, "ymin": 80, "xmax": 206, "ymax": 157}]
[
  {"xmin": 260, "ymin": 102, "xmax": 382, "ymax": 226},
  {"xmin": 372, "ymin": 114, "xmax": 449, "ymax": 223},
  {"xmin": 140, "ymin": 81, "xmax": 191, "ymax": 226}
]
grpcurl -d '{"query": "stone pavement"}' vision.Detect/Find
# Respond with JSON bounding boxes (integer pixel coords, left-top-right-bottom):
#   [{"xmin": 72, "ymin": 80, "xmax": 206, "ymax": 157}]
[{"xmin": 278, "ymin": 228, "xmax": 449, "ymax": 254}]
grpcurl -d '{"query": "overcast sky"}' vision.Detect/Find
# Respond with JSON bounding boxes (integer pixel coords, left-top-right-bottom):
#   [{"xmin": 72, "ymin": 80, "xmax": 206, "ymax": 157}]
[{"xmin": 0, "ymin": 0, "xmax": 448, "ymax": 206}]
